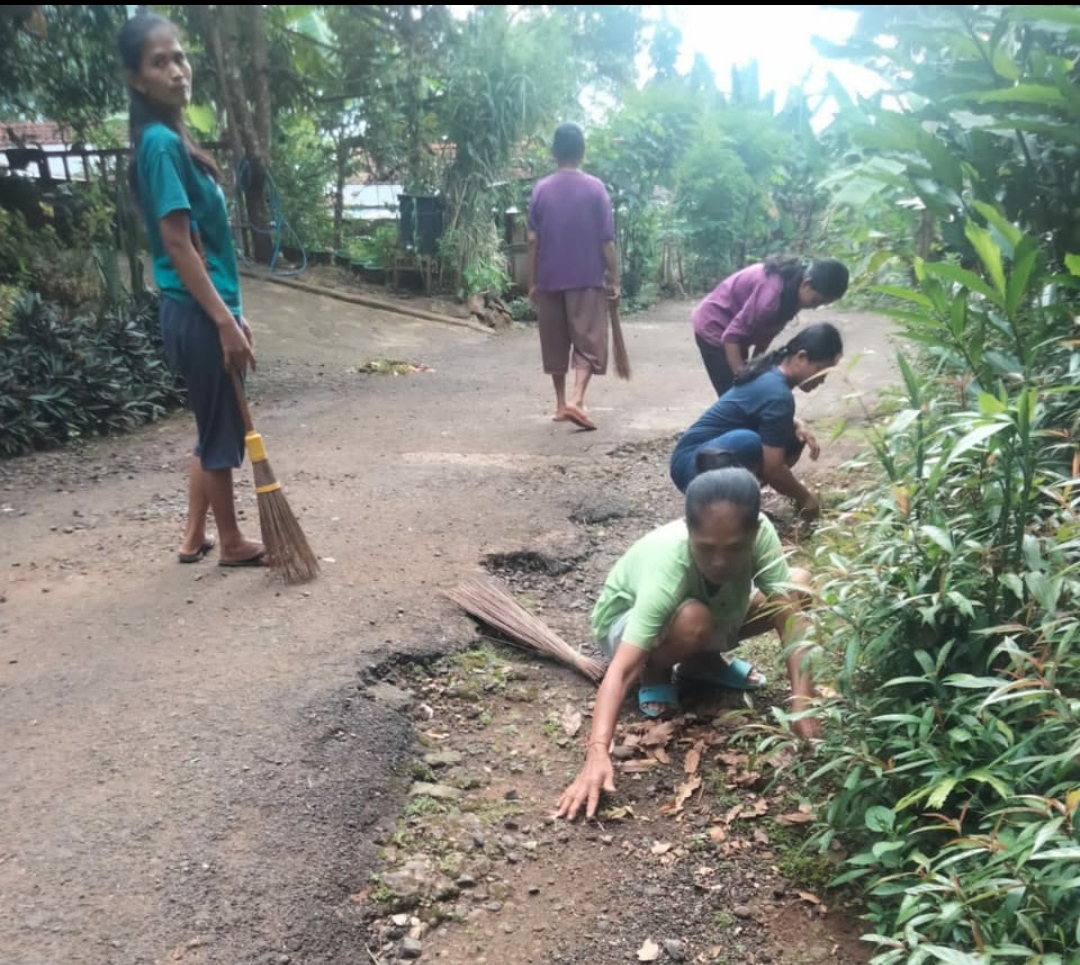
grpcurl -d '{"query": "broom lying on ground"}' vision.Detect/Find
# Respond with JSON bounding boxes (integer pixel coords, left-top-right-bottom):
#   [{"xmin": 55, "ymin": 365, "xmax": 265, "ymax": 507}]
[
  {"xmin": 231, "ymin": 372, "xmax": 320, "ymax": 585},
  {"xmin": 609, "ymin": 298, "xmax": 631, "ymax": 381},
  {"xmin": 444, "ymin": 579, "xmax": 606, "ymax": 685}
]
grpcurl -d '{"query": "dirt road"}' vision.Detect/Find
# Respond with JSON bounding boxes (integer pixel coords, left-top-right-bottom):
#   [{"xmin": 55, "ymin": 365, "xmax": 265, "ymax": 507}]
[{"xmin": 0, "ymin": 281, "xmax": 897, "ymax": 965}]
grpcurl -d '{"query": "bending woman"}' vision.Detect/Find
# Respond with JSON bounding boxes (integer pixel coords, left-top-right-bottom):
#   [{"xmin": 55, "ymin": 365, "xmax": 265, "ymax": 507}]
[
  {"xmin": 693, "ymin": 255, "xmax": 848, "ymax": 396},
  {"xmin": 120, "ymin": 12, "xmax": 264, "ymax": 567},
  {"xmin": 556, "ymin": 462, "xmax": 820, "ymax": 822},
  {"xmin": 670, "ymin": 323, "xmax": 844, "ymax": 517}
]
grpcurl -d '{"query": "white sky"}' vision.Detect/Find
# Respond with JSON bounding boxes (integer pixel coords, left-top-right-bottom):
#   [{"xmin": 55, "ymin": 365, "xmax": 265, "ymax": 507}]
[{"xmin": 654, "ymin": 4, "xmax": 881, "ymax": 111}]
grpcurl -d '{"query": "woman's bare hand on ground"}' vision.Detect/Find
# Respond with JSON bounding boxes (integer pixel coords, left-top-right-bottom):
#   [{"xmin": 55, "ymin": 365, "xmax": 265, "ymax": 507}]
[
  {"xmin": 556, "ymin": 749, "xmax": 616, "ymax": 821},
  {"xmin": 798, "ymin": 490, "xmax": 822, "ymax": 520},
  {"xmin": 219, "ymin": 319, "xmax": 256, "ymax": 374}
]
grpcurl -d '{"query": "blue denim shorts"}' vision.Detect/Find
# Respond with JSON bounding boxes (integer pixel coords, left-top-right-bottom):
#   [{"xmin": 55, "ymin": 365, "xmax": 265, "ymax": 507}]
[{"xmin": 159, "ymin": 296, "xmax": 246, "ymax": 471}]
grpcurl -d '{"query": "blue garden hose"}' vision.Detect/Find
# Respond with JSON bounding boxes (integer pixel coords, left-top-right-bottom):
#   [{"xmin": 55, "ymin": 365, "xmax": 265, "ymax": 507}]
[{"xmin": 232, "ymin": 157, "xmax": 307, "ymax": 277}]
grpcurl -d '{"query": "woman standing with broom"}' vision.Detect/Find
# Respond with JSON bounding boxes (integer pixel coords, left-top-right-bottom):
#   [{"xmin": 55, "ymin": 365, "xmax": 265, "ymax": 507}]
[{"xmin": 120, "ymin": 12, "xmax": 265, "ymax": 568}]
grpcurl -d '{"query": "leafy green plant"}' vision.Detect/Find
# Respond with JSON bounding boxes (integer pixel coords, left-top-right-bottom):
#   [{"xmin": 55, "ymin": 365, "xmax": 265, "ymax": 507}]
[
  {"xmin": 765, "ymin": 215, "xmax": 1080, "ymax": 962},
  {"xmin": 342, "ymin": 224, "xmax": 399, "ymax": 271},
  {"xmin": 0, "ymin": 291, "xmax": 184, "ymax": 457}
]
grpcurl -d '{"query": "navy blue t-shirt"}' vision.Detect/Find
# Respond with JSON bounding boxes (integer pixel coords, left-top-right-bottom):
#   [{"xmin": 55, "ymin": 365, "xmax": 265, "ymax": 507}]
[{"xmin": 670, "ymin": 367, "xmax": 795, "ymax": 489}]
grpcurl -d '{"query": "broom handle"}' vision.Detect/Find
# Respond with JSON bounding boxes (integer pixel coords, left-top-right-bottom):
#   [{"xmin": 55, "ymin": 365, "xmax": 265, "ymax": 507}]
[{"xmin": 229, "ymin": 370, "xmax": 256, "ymax": 434}]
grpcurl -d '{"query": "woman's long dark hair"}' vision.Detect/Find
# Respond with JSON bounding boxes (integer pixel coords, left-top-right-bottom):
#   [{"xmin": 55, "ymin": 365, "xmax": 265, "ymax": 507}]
[
  {"xmin": 732, "ymin": 322, "xmax": 843, "ymax": 386},
  {"xmin": 118, "ymin": 12, "xmax": 220, "ymax": 192},
  {"xmin": 763, "ymin": 254, "xmax": 850, "ymax": 322}
]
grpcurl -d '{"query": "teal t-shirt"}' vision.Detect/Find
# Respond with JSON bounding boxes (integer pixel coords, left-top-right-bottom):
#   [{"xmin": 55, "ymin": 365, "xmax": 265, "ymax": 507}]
[
  {"xmin": 590, "ymin": 514, "xmax": 791, "ymax": 651},
  {"xmin": 136, "ymin": 123, "xmax": 241, "ymax": 315}
]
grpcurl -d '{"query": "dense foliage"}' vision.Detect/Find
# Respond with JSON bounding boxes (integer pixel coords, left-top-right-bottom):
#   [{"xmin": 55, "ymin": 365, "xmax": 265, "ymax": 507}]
[
  {"xmin": 0, "ymin": 291, "xmax": 184, "ymax": 457},
  {"xmin": 759, "ymin": 7, "xmax": 1080, "ymax": 963}
]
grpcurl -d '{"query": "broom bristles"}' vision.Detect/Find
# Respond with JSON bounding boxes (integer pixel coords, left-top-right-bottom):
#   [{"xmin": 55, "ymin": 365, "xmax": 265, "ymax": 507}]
[
  {"xmin": 610, "ymin": 301, "xmax": 631, "ymax": 380},
  {"xmin": 445, "ymin": 579, "xmax": 607, "ymax": 685},
  {"xmin": 252, "ymin": 456, "xmax": 320, "ymax": 584}
]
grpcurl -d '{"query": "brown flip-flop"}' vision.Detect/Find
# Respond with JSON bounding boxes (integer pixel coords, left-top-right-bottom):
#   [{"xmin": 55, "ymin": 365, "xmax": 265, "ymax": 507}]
[{"xmin": 562, "ymin": 404, "xmax": 597, "ymax": 431}]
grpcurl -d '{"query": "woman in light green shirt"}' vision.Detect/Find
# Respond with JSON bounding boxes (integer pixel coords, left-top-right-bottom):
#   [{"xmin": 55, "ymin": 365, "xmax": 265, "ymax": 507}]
[{"xmin": 557, "ymin": 460, "xmax": 819, "ymax": 822}]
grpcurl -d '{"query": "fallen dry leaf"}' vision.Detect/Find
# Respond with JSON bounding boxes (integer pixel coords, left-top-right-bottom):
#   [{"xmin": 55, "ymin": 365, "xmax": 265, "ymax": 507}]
[
  {"xmin": 637, "ymin": 939, "xmax": 661, "ymax": 962},
  {"xmin": 600, "ymin": 805, "xmax": 635, "ymax": 822},
  {"xmin": 618, "ymin": 759, "xmax": 659, "ymax": 774},
  {"xmin": 650, "ymin": 746, "xmax": 671, "ymax": 765},
  {"xmin": 715, "ymin": 750, "xmax": 748, "ymax": 768},
  {"xmin": 753, "ymin": 827, "xmax": 770, "ymax": 845},
  {"xmin": 709, "ymin": 826, "xmax": 728, "ymax": 844},
  {"xmin": 673, "ymin": 774, "xmax": 702, "ymax": 812},
  {"xmin": 722, "ymin": 803, "xmax": 743, "ymax": 825},
  {"xmin": 776, "ymin": 811, "xmax": 815, "ymax": 825},
  {"xmin": 798, "ymin": 890, "xmax": 823, "ymax": 906},
  {"xmin": 641, "ymin": 719, "xmax": 678, "ymax": 747},
  {"xmin": 650, "ymin": 841, "xmax": 673, "ymax": 855},
  {"xmin": 561, "ymin": 704, "xmax": 582, "ymax": 737},
  {"xmin": 684, "ymin": 740, "xmax": 704, "ymax": 775}
]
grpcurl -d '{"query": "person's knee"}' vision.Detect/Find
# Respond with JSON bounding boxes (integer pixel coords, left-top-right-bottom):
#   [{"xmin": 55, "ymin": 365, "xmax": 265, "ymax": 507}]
[{"xmin": 663, "ymin": 600, "xmax": 712, "ymax": 651}]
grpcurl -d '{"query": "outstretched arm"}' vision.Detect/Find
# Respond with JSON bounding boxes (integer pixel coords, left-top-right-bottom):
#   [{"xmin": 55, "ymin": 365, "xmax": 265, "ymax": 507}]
[
  {"xmin": 556, "ymin": 640, "xmax": 647, "ymax": 821},
  {"xmin": 761, "ymin": 444, "xmax": 819, "ymax": 516},
  {"xmin": 771, "ymin": 569, "xmax": 819, "ymax": 740}
]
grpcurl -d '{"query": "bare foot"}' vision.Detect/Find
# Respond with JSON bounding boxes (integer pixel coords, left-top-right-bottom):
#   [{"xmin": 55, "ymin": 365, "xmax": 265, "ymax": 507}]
[
  {"xmin": 562, "ymin": 403, "xmax": 597, "ymax": 431},
  {"xmin": 219, "ymin": 537, "xmax": 265, "ymax": 565},
  {"xmin": 552, "ymin": 409, "xmax": 570, "ymax": 422}
]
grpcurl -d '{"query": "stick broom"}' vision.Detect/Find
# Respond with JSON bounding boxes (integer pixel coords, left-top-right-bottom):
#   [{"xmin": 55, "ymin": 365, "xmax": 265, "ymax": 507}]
[
  {"xmin": 445, "ymin": 579, "xmax": 606, "ymax": 685},
  {"xmin": 609, "ymin": 299, "xmax": 631, "ymax": 380},
  {"xmin": 230, "ymin": 371, "xmax": 320, "ymax": 584}
]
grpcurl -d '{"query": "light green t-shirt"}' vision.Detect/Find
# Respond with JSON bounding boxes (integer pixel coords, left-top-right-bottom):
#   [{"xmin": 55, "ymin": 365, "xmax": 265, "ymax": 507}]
[
  {"xmin": 590, "ymin": 514, "xmax": 790, "ymax": 651},
  {"xmin": 136, "ymin": 122, "xmax": 241, "ymax": 315}
]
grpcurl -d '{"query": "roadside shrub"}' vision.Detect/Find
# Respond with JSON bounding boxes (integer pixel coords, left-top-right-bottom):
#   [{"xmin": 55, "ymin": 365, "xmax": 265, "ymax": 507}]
[
  {"xmin": 767, "ymin": 215, "xmax": 1080, "ymax": 962},
  {"xmin": 0, "ymin": 291, "xmax": 185, "ymax": 457}
]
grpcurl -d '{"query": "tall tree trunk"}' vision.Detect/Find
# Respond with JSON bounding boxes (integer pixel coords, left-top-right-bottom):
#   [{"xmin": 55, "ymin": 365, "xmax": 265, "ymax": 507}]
[{"xmin": 189, "ymin": 4, "xmax": 274, "ymax": 265}]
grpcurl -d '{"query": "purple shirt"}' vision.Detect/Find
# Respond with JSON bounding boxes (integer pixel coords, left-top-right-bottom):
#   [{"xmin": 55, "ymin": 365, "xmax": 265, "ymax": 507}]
[
  {"xmin": 691, "ymin": 263, "xmax": 788, "ymax": 354},
  {"xmin": 527, "ymin": 169, "xmax": 615, "ymax": 291}
]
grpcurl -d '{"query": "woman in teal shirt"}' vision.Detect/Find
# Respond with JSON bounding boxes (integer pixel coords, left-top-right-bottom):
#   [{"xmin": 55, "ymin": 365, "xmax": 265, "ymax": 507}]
[{"xmin": 120, "ymin": 12, "xmax": 264, "ymax": 567}]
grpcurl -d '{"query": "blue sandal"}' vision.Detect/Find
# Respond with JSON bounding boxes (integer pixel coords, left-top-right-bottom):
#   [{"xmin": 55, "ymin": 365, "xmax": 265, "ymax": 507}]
[
  {"xmin": 675, "ymin": 657, "xmax": 766, "ymax": 692},
  {"xmin": 638, "ymin": 683, "xmax": 680, "ymax": 718}
]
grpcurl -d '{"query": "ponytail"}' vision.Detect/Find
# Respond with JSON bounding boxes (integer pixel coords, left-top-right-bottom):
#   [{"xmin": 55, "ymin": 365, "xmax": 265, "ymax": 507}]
[
  {"xmin": 732, "ymin": 322, "xmax": 844, "ymax": 386},
  {"xmin": 762, "ymin": 254, "xmax": 806, "ymax": 323}
]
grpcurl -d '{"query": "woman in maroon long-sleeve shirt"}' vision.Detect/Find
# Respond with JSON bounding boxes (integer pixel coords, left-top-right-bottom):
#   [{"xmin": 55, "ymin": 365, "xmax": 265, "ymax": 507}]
[{"xmin": 692, "ymin": 255, "xmax": 849, "ymax": 396}]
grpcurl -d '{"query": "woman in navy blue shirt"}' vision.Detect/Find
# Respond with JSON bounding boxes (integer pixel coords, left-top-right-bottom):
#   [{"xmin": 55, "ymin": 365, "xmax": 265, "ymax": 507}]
[{"xmin": 670, "ymin": 323, "xmax": 843, "ymax": 518}]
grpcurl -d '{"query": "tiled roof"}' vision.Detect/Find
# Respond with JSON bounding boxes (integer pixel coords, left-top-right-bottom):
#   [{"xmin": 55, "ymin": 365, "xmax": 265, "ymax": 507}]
[{"xmin": 0, "ymin": 121, "xmax": 73, "ymax": 148}]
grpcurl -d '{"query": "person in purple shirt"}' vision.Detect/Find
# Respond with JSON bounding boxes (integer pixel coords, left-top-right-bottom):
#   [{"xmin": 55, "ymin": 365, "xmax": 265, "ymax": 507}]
[
  {"xmin": 527, "ymin": 123, "xmax": 620, "ymax": 431},
  {"xmin": 692, "ymin": 255, "xmax": 849, "ymax": 397}
]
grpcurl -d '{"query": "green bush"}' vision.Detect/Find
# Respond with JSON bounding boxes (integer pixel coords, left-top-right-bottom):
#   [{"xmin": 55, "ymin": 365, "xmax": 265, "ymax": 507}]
[
  {"xmin": 341, "ymin": 223, "xmax": 398, "ymax": 270},
  {"xmin": 767, "ymin": 215, "xmax": 1080, "ymax": 962},
  {"xmin": 0, "ymin": 291, "xmax": 185, "ymax": 457}
]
